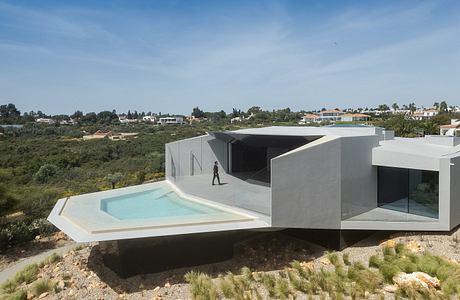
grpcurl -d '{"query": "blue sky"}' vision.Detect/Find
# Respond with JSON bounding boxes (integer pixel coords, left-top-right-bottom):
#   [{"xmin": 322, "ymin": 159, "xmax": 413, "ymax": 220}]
[{"xmin": 0, "ymin": 0, "xmax": 459, "ymax": 115}]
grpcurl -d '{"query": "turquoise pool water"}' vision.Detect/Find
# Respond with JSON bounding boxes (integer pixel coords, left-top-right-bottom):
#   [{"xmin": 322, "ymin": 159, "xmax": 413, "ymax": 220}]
[{"xmin": 100, "ymin": 187, "xmax": 224, "ymax": 220}]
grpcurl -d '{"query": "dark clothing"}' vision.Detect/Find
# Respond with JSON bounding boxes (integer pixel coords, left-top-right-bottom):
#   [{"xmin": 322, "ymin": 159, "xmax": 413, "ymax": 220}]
[{"xmin": 212, "ymin": 164, "xmax": 220, "ymax": 185}]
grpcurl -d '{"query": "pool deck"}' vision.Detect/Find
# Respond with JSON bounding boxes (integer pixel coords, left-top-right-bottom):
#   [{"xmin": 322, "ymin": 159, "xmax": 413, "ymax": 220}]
[
  {"xmin": 171, "ymin": 172, "xmax": 271, "ymax": 216},
  {"xmin": 48, "ymin": 181, "xmax": 271, "ymax": 243}
]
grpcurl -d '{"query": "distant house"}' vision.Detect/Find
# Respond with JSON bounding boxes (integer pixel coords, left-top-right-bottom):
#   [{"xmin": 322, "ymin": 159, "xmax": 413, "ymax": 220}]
[
  {"xmin": 298, "ymin": 113, "xmax": 318, "ymax": 124},
  {"xmin": 412, "ymin": 109, "xmax": 439, "ymax": 120},
  {"xmin": 83, "ymin": 130, "xmax": 138, "ymax": 141},
  {"xmin": 187, "ymin": 116, "xmax": 206, "ymax": 124},
  {"xmin": 230, "ymin": 113, "xmax": 255, "ymax": 124},
  {"xmin": 118, "ymin": 116, "xmax": 138, "ymax": 124},
  {"xmin": 35, "ymin": 118, "xmax": 55, "ymax": 125},
  {"xmin": 142, "ymin": 115, "xmax": 157, "ymax": 123},
  {"xmin": 159, "ymin": 117, "xmax": 185, "ymax": 125},
  {"xmin": 316, "ymin": 109, "xmax": 344, "ymax": 122},
  {"xmin": 299, "ymin": 110, "xmax": 369, "ymax": 124},
  {"xmin": 341, "ymin": 113, "xmax": 369, "ymax": 122},
  {"xmin": 440, "ymin": 119, "xmax": 460, "ymax": 137}
]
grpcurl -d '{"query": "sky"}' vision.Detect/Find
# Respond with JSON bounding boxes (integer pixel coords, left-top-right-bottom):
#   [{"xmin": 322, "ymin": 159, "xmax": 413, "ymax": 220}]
[{"xmin": 0, "ymin": 0, "xmax": 459, "ymax": 115}]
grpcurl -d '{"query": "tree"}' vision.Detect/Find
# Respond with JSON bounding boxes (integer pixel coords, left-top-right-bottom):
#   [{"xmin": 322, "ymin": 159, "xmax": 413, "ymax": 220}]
[
  {"xmin": 192, "ymin": 107, "xmax": 205, "ymax": 118},
  {"xmin": 34, "ymin": 164, "xmax": 59, "ymax": 183},
  {"xmin": 392, "ymin": 103, "xmax": 399, "ymax": 111},
  {"xmin": 433, "ymin": 102, "xmax": 440, "ymax": 110},
  {"xmin": 71, "ymin": 110, "xmax": 83, "ymax": 119},
  {"xmin": 0, "ymin": 103, "xmax": 21, "ymax": 123},
  {"xmin": 439, "ymin": 101, "xmax": 448, "ymax": 113},
  {"xmin": 105, "ymin": 172, "xmax": 123, "ymax": 189},
  {"xmin": 408, "ymin": 103, "xmax": 416, "ymax": 113},
  {"xmin": 378, "ymin": 104, "xmax": 390, "ymax": 111},
  {"xmin": 247, "ymin": 106, "xmax": 261, "ymax": 115}
]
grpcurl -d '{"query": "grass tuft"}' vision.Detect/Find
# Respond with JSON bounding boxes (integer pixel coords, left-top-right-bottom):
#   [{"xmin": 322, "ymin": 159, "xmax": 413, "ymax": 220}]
[
  {"xmin": 184, "ymin": 271, "xmax": 217, "ymax": 300},
  {"xmin": 31, "ymin": 278, "xmax": 56, "ymax": 297},
  {"xmin": 13, "ymin": 264, "xmax": 39, "ymax": 285}
]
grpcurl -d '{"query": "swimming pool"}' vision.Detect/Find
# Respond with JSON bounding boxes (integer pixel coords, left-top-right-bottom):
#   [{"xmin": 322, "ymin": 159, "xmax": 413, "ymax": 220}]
[
  {"xmin": 51, "ymin": 181, "xmax": 266, "ymax": 242},
  {"xmin": 101, "ymin": 187, "xmax": 226, "ymax": 220}
]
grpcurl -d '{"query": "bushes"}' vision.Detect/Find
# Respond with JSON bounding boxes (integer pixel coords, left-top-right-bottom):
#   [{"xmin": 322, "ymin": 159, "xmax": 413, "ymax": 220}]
[
  {"xmin": 0, "ymin": 219, "xmax": 57, "ymax": 252},
  {"xmin": 33, "ymin": 164, "xmax": 58, "ymax": 184}
]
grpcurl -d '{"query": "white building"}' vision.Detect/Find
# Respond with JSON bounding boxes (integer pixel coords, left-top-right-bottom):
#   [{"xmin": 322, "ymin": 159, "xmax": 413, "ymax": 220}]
[
  {"xmin": 440, "ymin": 119, "xmax": 460, "ymax": 137},
  {"xmin": 35, "ymin": 118, "xmax": 55, "ymax": 125},
  {"xmin": 142, "ymin": 115, "xmax": 157, "ymax": 123},
  {"xmin": 412, "ymin": 109, "xmax": 439, "ymax": 120},
  {"xmin": 159, "ymin": 116, "xmax": 185, "ymax": 125}
]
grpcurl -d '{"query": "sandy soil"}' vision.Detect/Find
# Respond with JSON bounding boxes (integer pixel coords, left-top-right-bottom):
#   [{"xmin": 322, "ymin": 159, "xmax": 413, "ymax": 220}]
[{"xmin": 4, "ymin": 227, "xmax": 460, "ymax": 299}]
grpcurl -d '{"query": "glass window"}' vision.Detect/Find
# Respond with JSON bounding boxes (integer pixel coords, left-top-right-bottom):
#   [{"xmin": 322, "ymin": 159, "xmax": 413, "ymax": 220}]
[{"xmin": 378, "ymin": 167, "xmax": 439, "ymax": 218}]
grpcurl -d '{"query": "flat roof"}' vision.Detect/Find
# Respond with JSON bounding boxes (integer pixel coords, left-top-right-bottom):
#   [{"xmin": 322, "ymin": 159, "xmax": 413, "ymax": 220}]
[
  {"xmin": 375, "ymin": 137, "xmax": 460, "ymax": 158},
  {"xmin": 229, "ymin": 126, "xmax": 383, "ymax": 137}
]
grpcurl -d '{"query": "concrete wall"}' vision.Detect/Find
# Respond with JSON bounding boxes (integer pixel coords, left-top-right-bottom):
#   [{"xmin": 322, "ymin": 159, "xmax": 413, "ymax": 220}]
[
  {"xmin": 271, "ymin": 136, "xmax": 342, "ymax": 229},
  {"xmin": 340, "ymin": 135, "xmax": 379, "ymax": 219},
  {"xmin": 166, "ymin": 135, "xmax": 228, "ymax": 181},
  {"xmin": 449, "ymin": 156, "xmax": 460, "ymax": 229}
]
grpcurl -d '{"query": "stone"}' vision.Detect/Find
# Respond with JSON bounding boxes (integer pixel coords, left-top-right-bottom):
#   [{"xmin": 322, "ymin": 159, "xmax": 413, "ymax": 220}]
[
  {"xmin": 164, "ymin": 282, "xmax": 171, "ymax": 288},
  {"xmin": 53, "ymin": 266, "xmax": 60, "ymax": 273},
  {"xmin": 319, "ymin": 257, "xmax": 331, "ymax": 265},
  {"xmin": 57, "ymin": 280, "xmax": 66, "ymax": 290},
  {"xmin": 300, "ymin": 261, "xmax": 314, "ymax": 269},
  {"xmin": 35, "ymin": 235, "xmax": 41, "ymax": 240},
  {"xmin": 153, "ymin": 286, "xmax": 160, "ymax": 292},
  {"xmin": 27, "ymin": 291, "xmax": 34, "ymax": 300},
  {"xmin": 383, "ymin": 285, "xmax": 398, "ymax": 293},
  {"xmin": 38, "ymin": 292, "xmax": 49, "ymax": 299},
  {"xmin": 152, "ymin": 296, "xmax": 162, "ymax": 300},
  {"xmin": 406, "ymin": 240, "xmax": 423, "ymax": 253},
  {"xmin": 393, "ymin": 272, "xmax": 440, "ymax": 289},
  {"xmin": 54, "ymin": 231, "xmax": 67, "ymax": 241},
  {"xmin": 384, "ymin": 239, "xmax": 396, "ymax": 248}
]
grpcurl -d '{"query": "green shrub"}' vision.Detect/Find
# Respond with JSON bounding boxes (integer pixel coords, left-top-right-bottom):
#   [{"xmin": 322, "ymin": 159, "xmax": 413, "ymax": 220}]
[
  {"xmin": 184, "ymin": 271, "xmax": 217, "ymax": 300},
  {"xmin": 29, "ymin": 218, "xmax": 57, "ymax": 236},
  {"xmin": 1, "ymin": 289, "xmax": 27, "ymax": 300},
  {"xmin": 0, "ymin": 279, "xmax": 18, "ymax": 294},
  {"xmin": 369, "ymin": 255, "xmax": 383, "ymax": 268},
  {"xmin": 41, "ymin": 253, "xmax": 61, "ymax": 266},
  {"xmin": 14, "ymin": 263, "xmax": 39, "ymax": 284},
  {"xmin": 31, "ymin": 279, "xmax": 56, "ymax": 296},
  {"xmin": 342, "ymin": 253, "xmax": 351, "ymax": 266},
  {"xmin": 33, "ymin": 164, "xmax": 58, "ymax": 184},
  {"xmin": 379, "ymin": 263, "xmax": 401, "ymax": 283}
]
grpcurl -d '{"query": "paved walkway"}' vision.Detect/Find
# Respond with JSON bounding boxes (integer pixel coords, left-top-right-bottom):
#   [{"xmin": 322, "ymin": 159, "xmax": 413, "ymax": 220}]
[{"xmin": 0, "ymin": 243, "xmax": 78, "ymax": 284}]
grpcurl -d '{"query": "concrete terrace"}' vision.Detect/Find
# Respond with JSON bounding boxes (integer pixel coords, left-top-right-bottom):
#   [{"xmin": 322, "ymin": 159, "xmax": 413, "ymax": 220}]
[{"xmin": 172, "ymin": 173, "xmax": 271, "ymax": 216}]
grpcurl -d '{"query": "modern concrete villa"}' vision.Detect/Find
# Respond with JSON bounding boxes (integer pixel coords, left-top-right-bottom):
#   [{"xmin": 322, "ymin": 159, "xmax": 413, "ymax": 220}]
[{"xmin": 48, "ymin": 125, "xmax": 460, "ymax": 276}]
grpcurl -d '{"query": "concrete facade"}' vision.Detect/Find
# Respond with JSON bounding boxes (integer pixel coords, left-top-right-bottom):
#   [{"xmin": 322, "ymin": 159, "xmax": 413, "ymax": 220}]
[{"xmin": 166, "ymin": 126, "xmax": 460, "ymax": 232}]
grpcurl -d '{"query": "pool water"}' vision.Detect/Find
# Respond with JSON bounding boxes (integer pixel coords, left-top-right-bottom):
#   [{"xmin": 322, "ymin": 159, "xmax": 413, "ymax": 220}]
[{"xmin": 100, "ymin": 187, "xmax": 225, "ymax": 220}]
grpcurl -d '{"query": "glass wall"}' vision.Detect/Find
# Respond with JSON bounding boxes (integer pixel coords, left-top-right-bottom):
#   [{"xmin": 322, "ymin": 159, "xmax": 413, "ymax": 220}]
[{"xmin": 378, "ymin": 167, "xmax": 439, "ymax": 218}]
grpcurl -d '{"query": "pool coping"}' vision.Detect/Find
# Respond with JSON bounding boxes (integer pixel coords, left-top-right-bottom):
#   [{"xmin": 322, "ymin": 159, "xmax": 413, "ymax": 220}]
[{"xmin": 48, "ymin": 181, "xmax": 271, "ymax": 242}]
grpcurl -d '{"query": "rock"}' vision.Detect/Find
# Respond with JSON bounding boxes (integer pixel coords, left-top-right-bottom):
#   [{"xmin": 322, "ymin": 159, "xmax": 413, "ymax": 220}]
[
  {"xmin": 300, "ymin": 261, "xmax": 314, "ymax": 269},
  {"xmin": 35, "ymin": 235, "xmax": 41, "ymax": 240},
  {"xmin": 164, "ymin": 282, "xmax": 171, "ymax": 288},
  {"xmin": 57, "ymin": 280, "xmax": 65, "ymax": 289},
  {"xmin": 53, "ymin": 266, "xmax": 60, "ymax": 273},
  {"xmin": 383, "ymin": 284, "xmax": 398, "ymax": 293},
  {"xmin": 406, "ymin": 240, "xmax": 424, "ymax": 253},
  {"xmin": 153, "ymin": 286, "xmax": 160, "ymax": 292},
  {"xmin": 384, "ymin": 239, "xmax": 396, "ymax": 248},
  {"xmin": 38, "ymin": 292, "xmax": 49, "ymax": 299},
  {"xmin": 54, "ymin": 231, "xmax": 67, "ymax": 241},
  {"xmin": 319, "ymin": 257, "xmax": 331, "ymax": 265},
  {"xmin": 393, "ymin": 272, "xmax": 440, "ymax": 289},
  {"xmin": 68, "ymin": 290, "xmax": 75, "ymax": 296},
  {"xmin": 27, "ymin": 291, "xmax": 34, "ymax": 300},
  {"xmin": 152, "ymin": 296, "xmax": 162, "ymax": 300}
]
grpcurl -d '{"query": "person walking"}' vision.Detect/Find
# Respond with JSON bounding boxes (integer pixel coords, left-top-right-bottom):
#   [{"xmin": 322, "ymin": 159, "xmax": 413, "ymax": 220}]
[{"xmin": 212, "ymin": 161, "xmax": 221, "ymax": 185}]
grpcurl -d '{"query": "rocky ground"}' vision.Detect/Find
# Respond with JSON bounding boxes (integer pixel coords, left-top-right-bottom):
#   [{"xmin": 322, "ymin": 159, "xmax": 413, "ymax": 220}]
[
  {"xmin": 0, "ymin": 232, "xmax": 73, "ymax": 273},
  {"xmin": 2, "ymin": 227, "xmax": 460, "ymax": 299}
]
